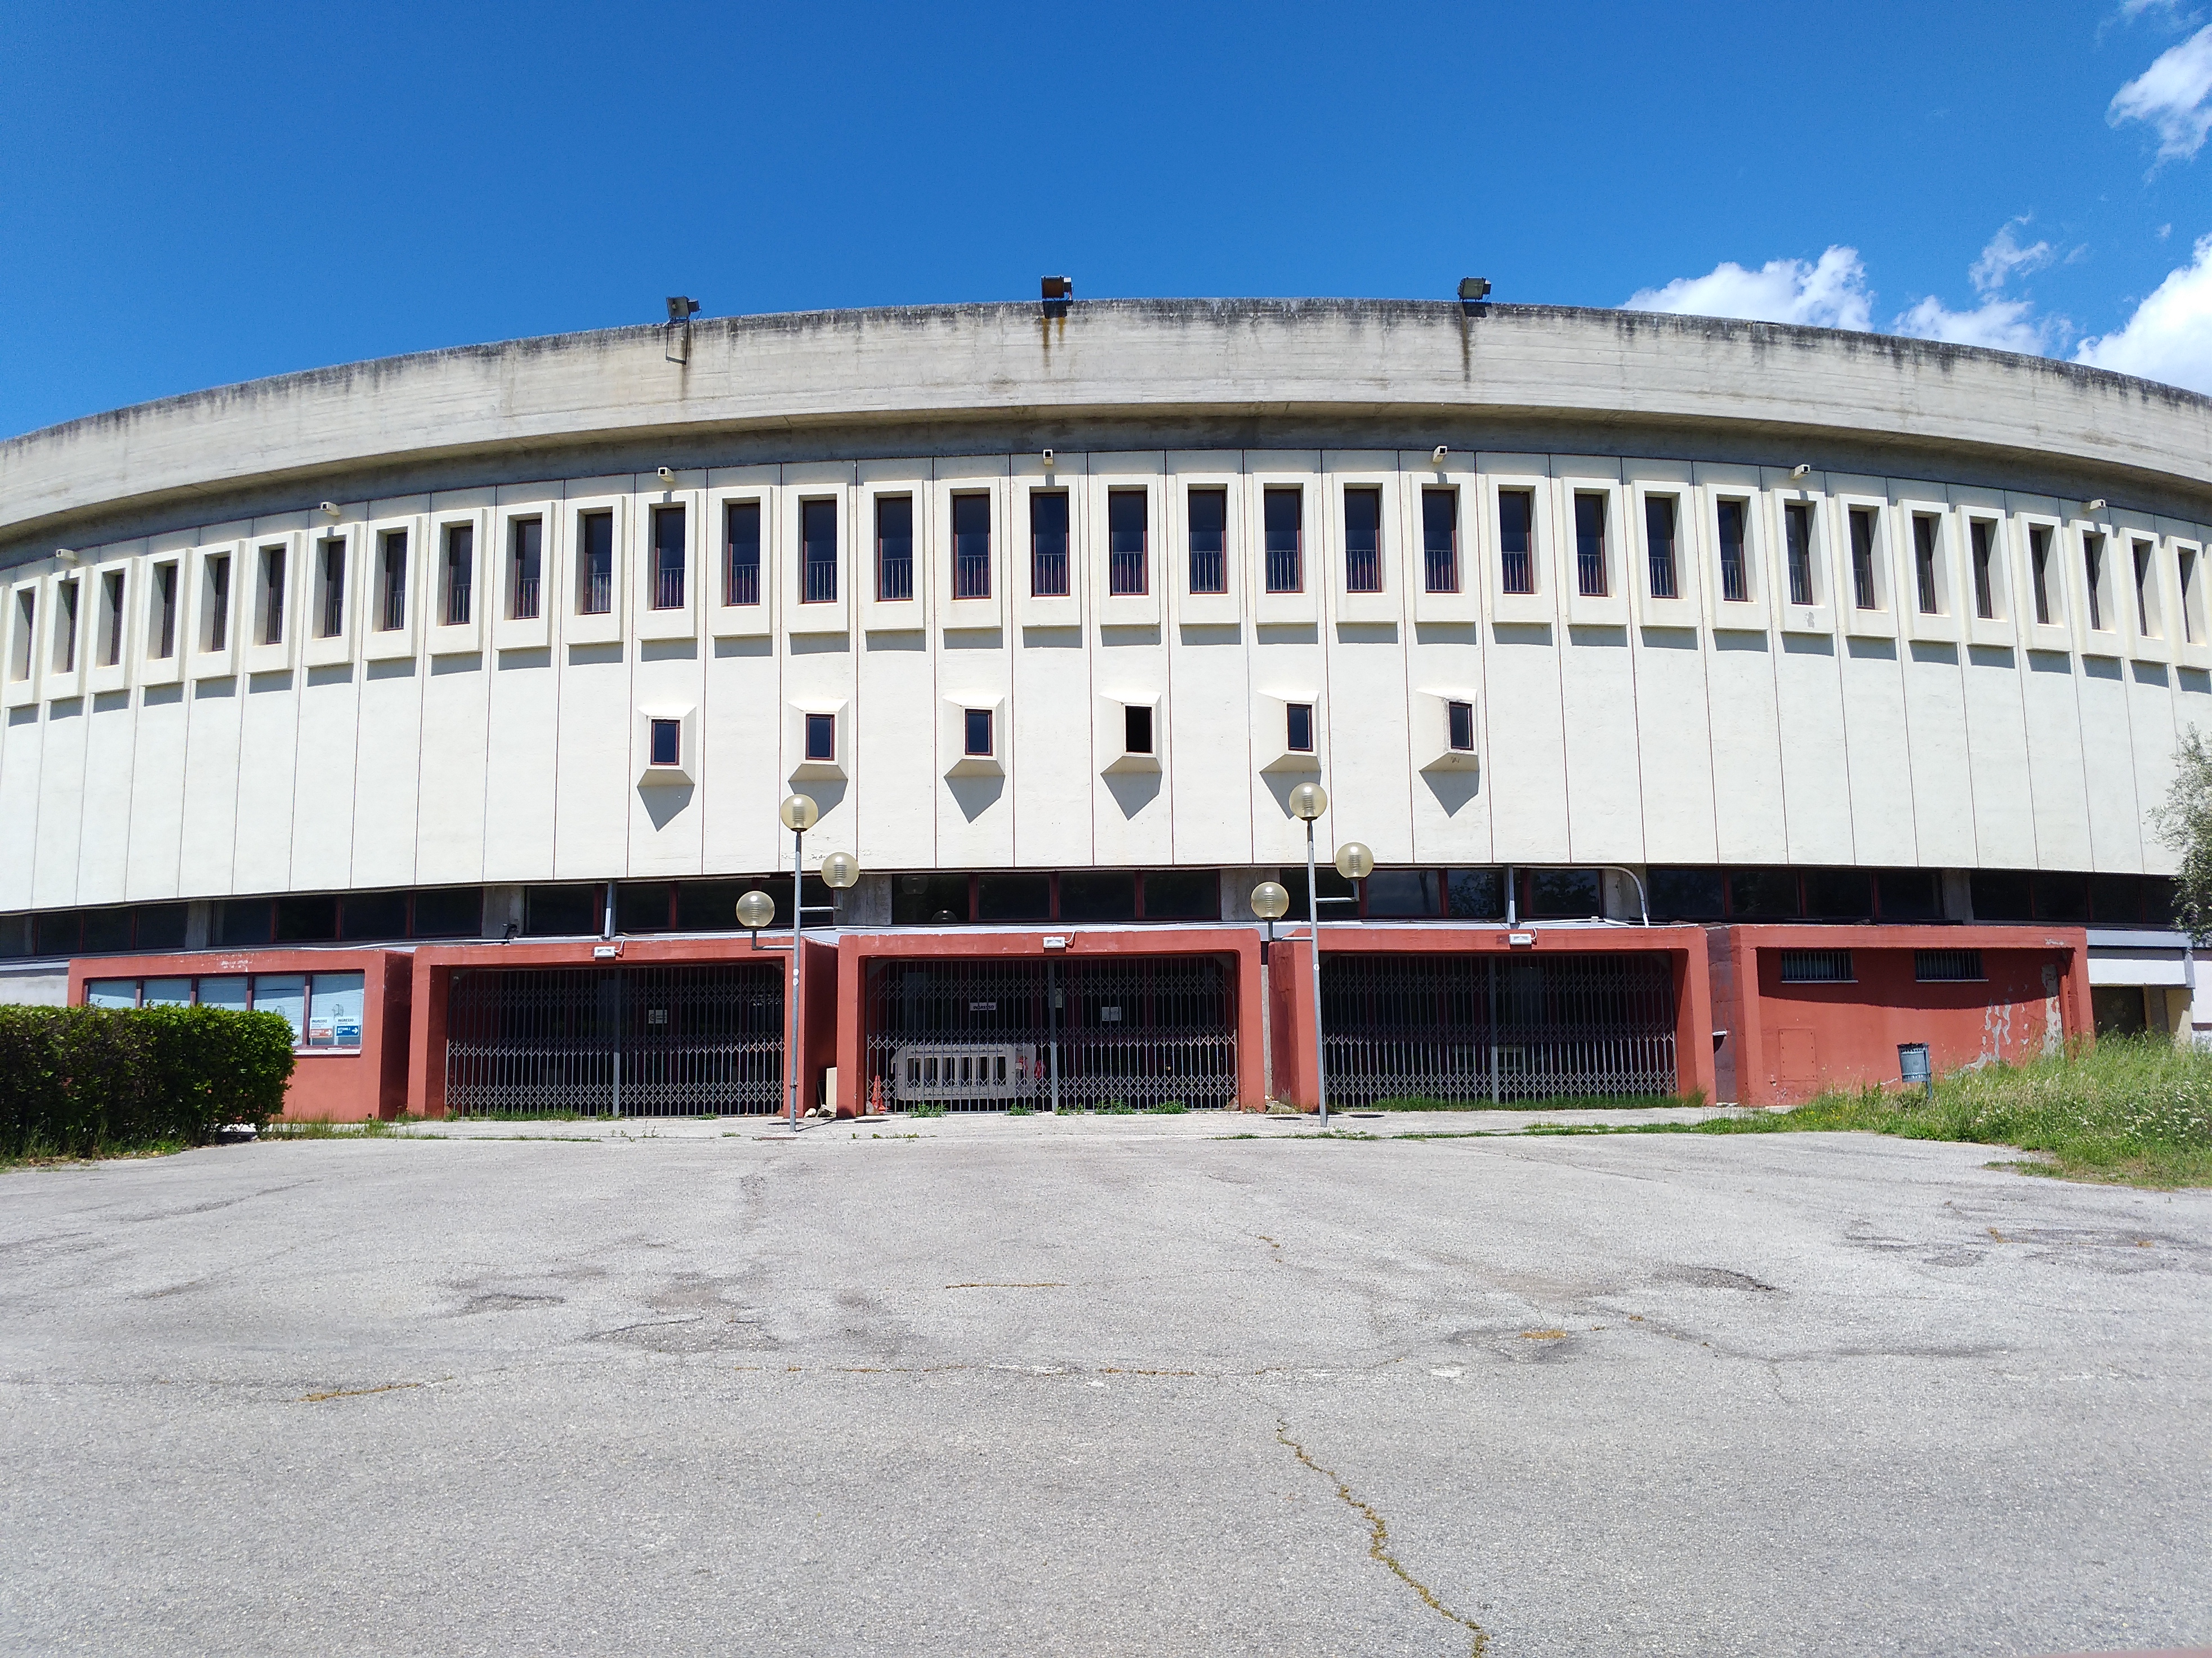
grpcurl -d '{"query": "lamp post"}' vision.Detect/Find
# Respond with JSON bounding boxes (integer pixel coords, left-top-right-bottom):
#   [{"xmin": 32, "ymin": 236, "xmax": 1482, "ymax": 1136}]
[
  {"xmin": 1287, "ymin": 783, "xmax": 1331, "ymax": 1125},
  {"xmin": 1250, "ymin": 880, "xmax": 1290, "ymax": 1109},
  {"xmin": 778, "ymin": 793, "xmax": 819, "ymax": 1127}
]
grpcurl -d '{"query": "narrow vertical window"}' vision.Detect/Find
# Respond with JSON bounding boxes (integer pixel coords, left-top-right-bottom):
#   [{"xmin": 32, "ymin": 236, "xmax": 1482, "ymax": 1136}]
[
  {"xmin": 9, "ymin": 589, "xmax": 32, "ymax": 680},
  {"xmin": 1421, "ymin": 488, "xmax": 1458, "ymax": 594},
  {"xmin": 1285, "ymin": 702, "xmax": 1314, "ymax": 753},
  {"xmin": 100, "ymin": 569, "xmax": 125, "ymax": 666},
  {"xmin": 258, "ymin": 546, "xmax": 286, "ymax": 645},
  {"xmin": 2028, "ymin": 524, "xmax": 2053, "ymax": 625},
  {"xmin": 648, "ymin": 718, "xmax": 681, "ymax": 768},
  {"xmin": 1645, "ymin": 496, "xmax": 1679, "ymax": 599},
  {"xmin": 1497, "ymin": 489, "xmax": 1535, "ymax": 595},
  {"xmin": 2180, "ymin": 548, "xmax": 2201, "ymax": 644},
  {"xmin": 378, "ymin": 530, "xmax": 406, "ymax": 632},
  {"xmin": 804, "ymin": 711, "xmax": 835, "ymax": 762},
  {"xmin": 577, "ymin": 511, "xmax": 614, "ymax": 616},
  {"xmin": 1187, "ymin": 488, "xmax": 1227, "ymax": 595},
  {"xmin": 801, "ymin": 498, "xmax": 837, "ymax": 604},
  {"xmin": 952, "ymin": 493, "xmax": 991, "ymax": 600},
  {"xmin": 1573, "ymin": 493, "xmax": 1607, "ymax": 598},
  {"xmin": 151, "ymin": 564, "xmax": 177, "ymax": 661},
  {"xmin": 1107, "ymin": 489, "xmax": 1147, "ymax": 596},
  {"xmin": 443, "ymin": 524, "xmax": 474, "ymax": 627},
  {"xmin": 55, "ymin": 577, "xmax": 79, "ymax": 672},
  {"xmin": 874, "ymin": 496, "xmax": 913, "ymax": 601},
  {"xmin": 651, "ymin": 504, "xmax": 685, "ymax": 611},
  {"xmin": 1263, "ymin": 487, "xmax": 1303, "ymax": 594},
  {"xmin": 1447, "ymin": 699, "xmax": 1475, "ymax": 752},
  {"xmin": 1344, "ymin": 487, "xmax": 1382, "ymax": 593},
  {"xmin": 2134, "ymin": 539, "xmax": 2158, "ymax": 637},
  {"xmin": 2085, "ymin": 533, "xmax": 2106, "ymax": 632},
  {"xmin": 1849, "ymin": 507, "xmax": 1878, "ymax": 610},
  {"xmin": 1716, "ymin": 500, "xmax": 1749, "ymax": 603},
  {"xmin": 1969, "ymin": 520, "xmax": 1996, "ymax": 621},
  {"xmin": 205, "ymin": 554, "xmax": 230, "ymax": 652},
  {"xmin": 1124, "ymin": 704, "xmax": 1153, "ymax": 755},
  {"xmin": 318, "ymin": 538, "xmax": 347, "ymax": 638},
  {"xmin": 723, "ymin": 502, "xmax": 760, "ymax": 607},
  {"xmin": 1029, "ymin": 491, "xmax": 1069, "ymax": 597},
  {"xmin": 1784, "ymin": 501, "xmax": 1815, "ymax": 607},
  {"xmin": 1911, "ymin": 515, "xmax": 1940, "ymax": 616},
  {"xmin": 509, "ymin": 518, "xmax": 542, "ymax": 621},
  {"xmin": 964, "ymin": 707, "xmax": 993, "ymax": 756}
]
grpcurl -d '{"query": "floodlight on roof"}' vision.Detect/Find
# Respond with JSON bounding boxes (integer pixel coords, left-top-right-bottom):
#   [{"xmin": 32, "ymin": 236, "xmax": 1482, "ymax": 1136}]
[
  {"xmin": 666, "ymin": 296, "xmax": 701, "ymax": 324},
  {"xmin": 1457, "ymin": 277, "xmax": 1492, "ymax": 302}
]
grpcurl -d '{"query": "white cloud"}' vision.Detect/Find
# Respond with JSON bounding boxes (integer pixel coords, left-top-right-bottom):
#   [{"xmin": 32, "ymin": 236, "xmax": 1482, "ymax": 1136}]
[
  {"xmin": 1622, "ymin": 246, "xmax": 1872, "ymax": 331},
  {"xmin": 2109, "ymin": 24, "xmax": 2212, "ymax": 161},
  {"xmin": 2075, "ymin": 232, "xmax": 2212, "ymax": 392},
  {"xmin": 1969, "ymin": 219, "xmax": 2054, "ymax": 293},
  {"xmin": 1893, "ymin": 294, "xmax": 2055, "ymax": 353}
]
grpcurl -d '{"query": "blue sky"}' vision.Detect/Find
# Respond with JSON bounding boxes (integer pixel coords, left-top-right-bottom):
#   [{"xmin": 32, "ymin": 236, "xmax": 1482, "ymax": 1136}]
[{"xmin": 3, "ymin": 0, "xmax": 2210, "ymax": 439}]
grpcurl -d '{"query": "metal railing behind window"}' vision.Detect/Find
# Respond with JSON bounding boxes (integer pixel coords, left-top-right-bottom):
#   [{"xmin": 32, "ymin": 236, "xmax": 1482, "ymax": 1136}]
[
  {"xmin": 584, "ymin": 565, "xmax": 613, "ymax": 615},
  {"xmin": 655, "ymin": 560, "xmax": 684, "ymax": 610}
]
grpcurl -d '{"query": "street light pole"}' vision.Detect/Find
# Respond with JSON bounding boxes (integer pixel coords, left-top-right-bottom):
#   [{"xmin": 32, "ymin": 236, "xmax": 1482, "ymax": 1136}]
[
  {"xmin": 1288, "ymin": 783, "xmax": 1330, "ymax": 1127},
  {"xmin": 779, "ymin": 793, "xmax": 820, "ymax": 1128}
]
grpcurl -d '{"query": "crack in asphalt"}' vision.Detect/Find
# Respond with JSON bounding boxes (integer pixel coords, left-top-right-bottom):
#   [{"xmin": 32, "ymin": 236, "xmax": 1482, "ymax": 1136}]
[{"xmin": 1276, "ymin": 1421, "xmax": 1488, "ymax": 1656}]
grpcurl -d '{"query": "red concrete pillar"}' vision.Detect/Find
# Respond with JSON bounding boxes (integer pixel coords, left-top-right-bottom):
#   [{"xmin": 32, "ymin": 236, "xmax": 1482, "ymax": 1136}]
[
  {"xmin": 836, "ymin": 939, "xmax": 867, "ymax": 1117},
  {"xmin": 2059, "ymin": 943, "xmax": 2094, "ymax": 1050},
  {"xmin": 1229, "ymin": 934, "xmax": 1265, "ymax": 1111},
  {"xmin": 407, "ymin": 957, "xmax": 451, "ymax": 1120},
  {"xmin": 1270, "ymin": 934, "xmax": 1317, "ymax": 1110},
  {"xmin": 376, "ymin": 952, "xmax": 413, "ymax": 1120},
  {"xmin": 1670, "ymin": 931, "xmax": 1719, "ymax": 1106},
  {"xmin": 801, "ymin": 935, "xmax": 838, "ymax": 1114}
]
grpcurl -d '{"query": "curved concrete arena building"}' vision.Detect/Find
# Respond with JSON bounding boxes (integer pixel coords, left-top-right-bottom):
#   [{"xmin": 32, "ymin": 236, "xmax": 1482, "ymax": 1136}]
[{"xmin": 4, "ymin": 297, "xmax": 2209, "ymax": 1117}]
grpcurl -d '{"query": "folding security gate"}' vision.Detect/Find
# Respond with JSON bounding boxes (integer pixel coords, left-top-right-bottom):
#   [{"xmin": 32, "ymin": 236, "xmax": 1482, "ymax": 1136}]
[
  {"xmin": 1321, "ymin": 952, "xmax": 1677, "ymax": 1105},
  {"xmin": 865, "ymin": 956, "xmax": 1237, "ymax": 1111},
  {"xmin": 444, "ymin": 963, "xmax": 784, "ymax": 1117}
]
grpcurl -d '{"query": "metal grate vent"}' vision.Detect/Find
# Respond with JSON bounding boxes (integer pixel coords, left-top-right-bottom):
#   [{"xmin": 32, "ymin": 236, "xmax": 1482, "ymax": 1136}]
[
  {"xmin": 1778, "ymin": 949, "xmax": 1854, "ymax": 984},
  {"xmin": 1914, "ymin": 948, "xmax": 1985, "ymax": 983}
]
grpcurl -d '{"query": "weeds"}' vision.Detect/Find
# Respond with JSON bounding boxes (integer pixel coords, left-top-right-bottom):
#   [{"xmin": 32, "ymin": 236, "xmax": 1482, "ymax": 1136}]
[
  {"xmin": 1149, "ymin": 1100, "xmax": 1188, "ymax": 1115},
  {"xmin": 1367, "ymin": 1090, "xmax": 1709, "ymax": 1112},
  {"xmin": 907, "ymin": 1103, "xmax": 947, "ymax": 1120},
  {"xmin": 1101, "ymin": 1101, "xmax": 1136, "ymax": 1115}
]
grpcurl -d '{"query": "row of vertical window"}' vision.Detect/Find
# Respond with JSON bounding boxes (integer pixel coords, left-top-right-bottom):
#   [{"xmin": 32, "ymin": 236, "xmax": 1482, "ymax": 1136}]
[{"xmin": 82, "ymin": 970, "xmax": 365, "ymax": 1049}]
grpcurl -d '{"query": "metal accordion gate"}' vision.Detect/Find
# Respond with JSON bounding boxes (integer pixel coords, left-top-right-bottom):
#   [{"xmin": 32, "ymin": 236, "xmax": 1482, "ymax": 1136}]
[
  {"xmin": 864, "ymin": 955, "xmax": 1237, "ymax": 1111},
  {"xmin": 1320, "ymin": 952, "xmax": 1678, "ymax": 1106},
  {"xmin": 444, "ymin": 962, "xmax": 784, "ymax": 1117}
]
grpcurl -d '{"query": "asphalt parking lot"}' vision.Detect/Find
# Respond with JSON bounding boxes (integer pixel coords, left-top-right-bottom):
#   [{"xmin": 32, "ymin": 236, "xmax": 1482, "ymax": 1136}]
[{"xmin": 3, "ymin": 1113, "xmax": 2208, "ymax": 1657}]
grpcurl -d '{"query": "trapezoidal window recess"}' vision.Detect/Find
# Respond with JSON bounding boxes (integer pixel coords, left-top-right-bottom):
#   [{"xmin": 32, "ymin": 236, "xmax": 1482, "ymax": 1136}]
[
  {"xmin": 1778, "ymin": 948, "xmax": 1854, "ymax": 984},
  {"xmin": 53, "ymin": 576, "xmax": 79, "ymax": 672},
  {"xmin": 377, "ymin": 529, "xmax": 407, "ymax": 631},
  {"xmin": 316, "ymin": 537, "xmax": 347, "ymax": 637},
  {"xmin": 99, "ymin": 569, "xmax": 125, "ymax": 666},
  {"xmin": 1344, "ymin": 486, "xmax": 1383, "ymax": 593},
  {"xmin": 1644, "ymin": 495, "xmax": 1679, "ymax": 599},
  {"xmin": 150, "ymin": 563, "xmax": 178, "ymax": 660},
  {"xmin": 1286, "ymin": 702, "xmax": 1315, "ymax": 754},
  {"xmin": 800, "ymin": 498, "xmax": 837, "ymax": 604},
  {"xmin": 1497, "ymin": 488, "xmax": 1535, "ymax": 595},
  {"xmin": 1107, "ymin": 489, "xmax": 1148, "ymax": 596},
  {"xmin": 875, "ymin": 494, "xmax": 914, "ymax": 601},
  {"xmin": 804, "ymin": 711, "xmax": 836, "ymax": 763},
  {"xmin": 11, "ymin": 587, "xmax": 34, "ymax": 680},
  {"xmin": 1124, "ymin": 704, "xmax": 1154, "ymax": 755},
  {"xmin": 1969, "ymin": 519, "xmax": 1998, "ymax": 621},
  {"xmin": 257, "ymin": 544, "xmax": 286, "ymax": 645},
  {"xmin": 1421, "ymin": 487, "xmax": 1458, "ymax": 594},
  {"xmin": 1187, "ymin": 487, "xmax": 1228, "ymax": 595},
  {"xmin": 952, "ymin": 493, "xmax": 991, "ymax": 600},
  {"xmin": 2084, "ymin": 533, "xmax": 2108, "ymax": 632},
  {"xmin": 1784, "ymin": 501, "xmax": 1816, "ymax": 607},
  {"xmin": 2028, "ymin": 524, "xmax": 2054, "ymax": 625},
  {"xmin": 1915, "ymin": 948, "xmax": 1984, "ymax": 983},
  {"xmin": 1029, "ymin": 490, "xmax": 1070, "ymax": 598},
  {"xmin": 2181, "ymin": 547, "xmax": 2204, "ymax": 645},
  {"xmin": 442, "ymin": 523, "xmax": 473, "ymax": 627},
  {"xmin": 1573, "ymin": 492, "xmax": 1607, "ymax": 598},
  {"xmin": 1715, "ymin": 499, "xmax": 1751, "ymax": 603},
  {"xmin": 1911, "ymin": 515, "xmax": 1943, "ymax": 615},
  {"xmin": 723, "ymin": 501, "xmax": 760, "ymax": 607},
  {"xmin": 1447, "ymin": 700, "xmax": 1475, "ymax": 752},
  {"xmin": 964, "ymin": 707, "xmax": 994, "ymax": 757},
  {"xmin": 1263, "ymin": 486, "xmax": 1303, "ymax": 593},
  {"xmin": 651, "ymin": 503, "xmax": 685, "ymax": 610},
  {"xmin": 508, "ymin": 517, "xmax": 543, "ymax": 620},
  {"xmin": 576, "ymin": 510, "xmax": 614, "ymax": 615},
  {"xmin": 648, "ymin": 718, "xmax": 682, "ymax": 768},
  {"xmin": 2134, "ymin": 538, "xmax": 2160, "ymax": 638},
  {"xmin": 1848, "ymin": 506, "xmax": 1880, "ymax": 610}
]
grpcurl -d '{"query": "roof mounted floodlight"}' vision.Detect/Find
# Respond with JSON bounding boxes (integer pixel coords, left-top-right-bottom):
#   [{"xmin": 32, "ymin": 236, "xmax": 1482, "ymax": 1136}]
[
  {"xmin": 1457, "ymin": 277, "xmax": 1491, "ymax": 302},
  {"xmin": 1790, "ymin": 463, "xmax": 1811, "ymax": 480},
  {"xmin": 1041, "ymin": 275, "xmax": 1073, "ymax": 301},
  {"xmin": 666, "ymin": 296, "xmax": 701, "ymax": 324}
]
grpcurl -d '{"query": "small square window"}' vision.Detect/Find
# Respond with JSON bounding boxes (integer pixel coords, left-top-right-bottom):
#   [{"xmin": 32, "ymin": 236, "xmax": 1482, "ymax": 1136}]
[
  {"xmin": 964, "ymin": 707, "xmax": 993, "ymax": 756},
  {"xmin": 1286, "ymin": 702, "xmax": 1314, "ymax": 754},
  {"xmin": 804, "ymin": 712, "xmax": 835, "ymax": 763},
  {"xmin": 649, "ymin": 718, "xmax": 681, "ymax": 767},
  {"xmin": 1447, "ymin": 700, "xmax": 1474, "ymax": 752},
  {"xmin": 1125, "ymin": 704, "xmax": 1153, "ymax": 755}
]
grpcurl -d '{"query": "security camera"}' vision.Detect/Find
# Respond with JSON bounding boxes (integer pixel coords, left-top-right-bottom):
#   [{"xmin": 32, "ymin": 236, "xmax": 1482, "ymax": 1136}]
[
  {"xmin": 319, "ymin": 501, "xmax": 340, "ymax": 518},
  {"xmin": 1041, "ymin": 448, "xmax": 1055, "ymax": 467},
  {"xmin": 1431, "ymin": 445, "xmax": 1449, "ymax": 466},
  {"xmin": 657, "ymin": 466, "xmax": 675, "ymax": 483},
  {"xmin": 1790, "ymin": 463, "xmax": 1811, "ymax": 480},
  {"xmin": 53, "ymin": 547, "xmax": 79, "ymax": 564},
  {"xmin": 2086, "ymin": 498, "xmax": 2108, "ymax": 514}
]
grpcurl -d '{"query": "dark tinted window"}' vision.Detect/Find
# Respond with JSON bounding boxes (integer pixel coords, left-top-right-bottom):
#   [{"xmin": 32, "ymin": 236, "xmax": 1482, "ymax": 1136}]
[
  {"xmin": 875, "ymin": 494, "xmax": 914, "ymax": 603},
  {"xmin": 1030, "ymin": 492, "xmax": 1070, "ymax": 598},
  {"xmin": 1278, "ymin": 866, "xmax": 1355, "ymax": 922},
  {"xmin": 616, "ymin": 883, "xmax": 674, "ymax": 933},
  {"xmin": 1125, "ymin": 705, "xmax": 1153, "ymax": 755},
  {"xmin": 524, "ymin": 885, "xmax": 600, "ymax": 936},
  {"xmin": 1141, "ymin": 869, "xmax": 1216, "ymax": 920},
  {"xmin": 340, "ymin": 890, "xmax": 409, "ymax": 941},
  {"xmin": 675, "ymin": 879, "xmax": 753, "ymax": 933},
  {"xmin": 1498, "ymin": 491, "xmax": 1535, "ymax": 594},
  {"xmin": 1650, "ymin": 867, "xmax": 1724, "ymax": 920},
  {"xmin": 978, "ymin": 872, "xmax": 1050, "ymax": 921},
  {"xmin": 81, "ymin": 909, "xmax": 133, "ymax": 952},
  {"xmin": 1059, "ymin": 871, "xmax": 1137, "ymax": 921},
  {"xmin": 1727, "ymin": 868, "xmax": 1799, "ymax": 918},
  {"xmin": 1446, "ymin": 868, "xmax": 1504, "ymax": 919},
  {"xmin": 1877, "ymin": 870, "xmax": 1942, "ymax": 922},
  {"xmin": 1365, "ymin": 870, "xmax": 1441, "ymax": 917},
  {"xmin": 274, "ymin": 894, "xmax": 338, "ymax": 943},
  {"xmin": 1969, "ymin": 870, "xmax": 2033, "ymax": 922},
  {"xmin": 1188, "ymin": 488, "xmax": 1227, "ymax": 594},
  {"xmin": 2089, "ymin": 873, "xmax": 2143, "ymax": 924},
  {"xmin": 952, "ymin": 493, "xmax": 991, "ymax": 600},
  {"xmin": 724, "ymin": 501, "xmax": 761, "ymax": 607},
  {"xmin": 1803, "ymin": 868, "xmax": 1874, "ymax": 919},
  {"xmin": 1344, "ymin": 487, "xmax": 1382, "ymax": 594},
  {"xmin": 215, "ymin": 899, "xmax": 273, "ymax": 948},
  {"xmin": 133, "ymin": 903, "xmax": 188, "ymax": 951},
  {"xmin": 33, "ymin": 910, "xmax": 83, "ymax": 955},
  {"xmin": 1528, "ymin": 869, "xmax": 1602, "ymax": 918},
  {"xmin": 801, "ymin": 498, "xmax": 837, "ymax": 603},
  {"xmin": 894, "ymin": 873, "xmax": 971, "ymax": 925},
  {"xmin": 410, "ymin": 886, "xmax": 483, "ymax": 938},
  {"xmin": 2035, "ymin": 872, "xmax": 2089, "ymax": 922},
  {"xmin": 1286, "ymin": 703, "xmax": 1314, "ymax": 753}
]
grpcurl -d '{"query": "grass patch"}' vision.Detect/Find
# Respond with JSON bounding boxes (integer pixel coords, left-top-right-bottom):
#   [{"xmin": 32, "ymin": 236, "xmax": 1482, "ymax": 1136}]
[
  {"xmin": 1148, "ymin": 1100, "xmax": 1188, "ymax": 1115},
  {"xmin": 1006, "ymin": 1104, "xmax": 1034, "ymax": 1117},
  {"xmin": 262, "ymin": 1117, "xmax": 413, "ymax": 1140},
  {"xmin": 906, "ymin": 1103, "xmax": 947, "ymax": 1120},
  {"xmin": 1100, "ymin": 1101, "xmax": 1136, "ymax": 1115},
  {"xmin": 1, "ymin": 1135, "xmax": 196, "ymax": 1170},
  {"xmin": 1366, "ymin": 1090, "xmax": 1710, "ymax": 1112},
  {"xmin": 1662, "ymin": 1037, "xmax": 2212, "ymax": 1188}
]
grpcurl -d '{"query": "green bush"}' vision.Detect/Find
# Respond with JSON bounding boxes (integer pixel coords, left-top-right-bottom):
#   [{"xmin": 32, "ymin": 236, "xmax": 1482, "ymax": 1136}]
[{"xmin": 0, "ymin": 1005, "xmax": 296, "ymax": 1160}]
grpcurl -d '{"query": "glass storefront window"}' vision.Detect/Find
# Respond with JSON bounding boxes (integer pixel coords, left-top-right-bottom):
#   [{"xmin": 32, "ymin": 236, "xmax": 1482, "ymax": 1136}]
[
  {"xmin": 142, "ymin": 977, "xmax": 195, "ymax": 1006},
  {"xmin": 306, "ymin": 972, "xmax": 365, "ymax": 1049},
  {"xmin": 197, "ymin": 975, "xmax": 249, "ymax": 1011},
  {"xmin": 252, "ymin": 974, "xmax": 306, "ymax": 1044},
  {"xmin": 84, "ymin": 979, "xmax": 136, "ymax": 1008}
]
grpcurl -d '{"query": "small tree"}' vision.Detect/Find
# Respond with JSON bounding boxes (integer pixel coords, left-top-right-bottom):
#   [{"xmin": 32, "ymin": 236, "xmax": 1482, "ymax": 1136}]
[{"xmin": 2154, "ymin": 728, "xmax": 2212, "ymax": 944}]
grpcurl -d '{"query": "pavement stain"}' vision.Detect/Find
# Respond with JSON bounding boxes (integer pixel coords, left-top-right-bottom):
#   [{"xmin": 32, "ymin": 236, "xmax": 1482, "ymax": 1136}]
[
  {"xmin": 1276, "ymin": 1421, "xmax": 1488, "ymax": 1657},
  {"xmin": 296, "ymin": 1380, "xmax": 428, "ymax": 1403}
]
